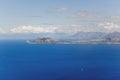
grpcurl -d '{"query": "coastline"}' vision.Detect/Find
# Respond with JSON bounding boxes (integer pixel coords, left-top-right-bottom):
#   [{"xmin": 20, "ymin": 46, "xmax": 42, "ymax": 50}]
[{"xmin": 26, "ymin": 40, "xmax": 120, "ymax": 45}]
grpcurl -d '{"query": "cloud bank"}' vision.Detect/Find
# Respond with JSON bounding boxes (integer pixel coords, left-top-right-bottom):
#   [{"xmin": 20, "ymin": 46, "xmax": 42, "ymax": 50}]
[
  {"xmin": 9, "ymin": 25, "xmax": 81, "ymax": 35},
  {"xmin": 10, "ymin": 26, "xmax": 57, "ymax": 34},
  {"xmin": 99, "ymin": 22, "xmax": 120, "ymax": 32},
  {"xmin": 0, "ymin": 22, "xmax": 120, "ymax": 35}
]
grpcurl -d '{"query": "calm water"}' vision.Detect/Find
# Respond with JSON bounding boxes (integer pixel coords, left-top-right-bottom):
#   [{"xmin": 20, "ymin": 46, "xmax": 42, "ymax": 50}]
[{"xmin": 0, "ymin": 41, "xmax": 120, "ymax": 80}]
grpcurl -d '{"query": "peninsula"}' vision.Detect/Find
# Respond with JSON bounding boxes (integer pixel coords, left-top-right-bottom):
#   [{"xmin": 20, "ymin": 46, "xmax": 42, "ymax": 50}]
[
  {"xmin": 26, "ymin": 37, "xmax": 120, "ymax": 44},
  {"xmin": 26, "ymin": 31, "xmax": 120, "ymax": 44},
  {"xmin": 26, "ymin": 38, "xmax": 60, "ymax": 44}
]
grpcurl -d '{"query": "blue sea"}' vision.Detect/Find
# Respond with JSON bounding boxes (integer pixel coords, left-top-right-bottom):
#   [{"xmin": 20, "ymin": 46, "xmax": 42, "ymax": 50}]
[{"xmin": 0, "ymin": 40, "xmax": 120, "ymax": 80}]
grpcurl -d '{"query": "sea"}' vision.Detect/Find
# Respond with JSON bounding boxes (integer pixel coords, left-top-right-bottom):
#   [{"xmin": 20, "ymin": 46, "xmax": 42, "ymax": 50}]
[{"xmin": 0, "ymin": 40, "xmax": 120, "ymax": 80}]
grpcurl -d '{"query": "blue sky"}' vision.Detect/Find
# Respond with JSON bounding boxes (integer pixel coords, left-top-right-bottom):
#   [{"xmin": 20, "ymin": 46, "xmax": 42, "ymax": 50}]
[{"xmin": 0, "ymin": 0, "xmax": 120, "ymax": 38}]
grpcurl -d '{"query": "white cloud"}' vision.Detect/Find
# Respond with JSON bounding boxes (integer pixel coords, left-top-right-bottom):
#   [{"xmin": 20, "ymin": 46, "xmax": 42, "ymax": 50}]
[
  {"xmin": 99, "ymin": 22, "xmax": 120, "ymax": 32},
  {"xmin": 9, "ymin": 25, "xmax": 82, "ymax": 35},
  {"xmin": 1, "ymin": 22, "xmax": 120, "ymax": 35},
  {"xmin": 0, "ymin": 28, "xmax": 6, "ymax": 34},
  {"xmin": 10, "ymin": 25, "xmax": 58, "ymax": 34},
  {"xmin": 54, "ymin": 8, "xmax": 69, "ymax": 12}
]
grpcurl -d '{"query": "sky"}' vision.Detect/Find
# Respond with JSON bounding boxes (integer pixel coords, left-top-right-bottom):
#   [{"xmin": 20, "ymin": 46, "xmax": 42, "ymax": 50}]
[{"xmin": 0, "ymin": 0, "xmax": 120, "ymax": 39}]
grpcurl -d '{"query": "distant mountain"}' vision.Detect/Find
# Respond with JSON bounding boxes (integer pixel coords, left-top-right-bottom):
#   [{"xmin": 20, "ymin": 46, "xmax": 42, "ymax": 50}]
[
  {"xmin": 26, "ymin": 37, "xmax": 60, "ymax": 44},
  {"xmin": 69, "ymin": 32, "xmax": 106, "ymax": 41},
  {"xmin": 68, "ymin": 32, "xmax": 120, "ymax": 42},
  {"xmin": 26, "ymin": 32, "xmax": 120, "ymax": 44},
  {"xmin": 104, "ymin": 32, "xmax": 120, "ymax": 41}
]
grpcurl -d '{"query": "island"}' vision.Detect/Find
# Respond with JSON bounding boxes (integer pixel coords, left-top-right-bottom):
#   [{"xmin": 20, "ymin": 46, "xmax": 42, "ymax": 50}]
[
  {"xmin": 26, "ymin": 37, "xmax": 82, "ymax": 44},
  {"xmin": 26, "ymin": 37, "xmax": 120, "ymax": 44},
  {"xmin": 26, "ymin": 37, "xmax": 61, "ymax": 44}
]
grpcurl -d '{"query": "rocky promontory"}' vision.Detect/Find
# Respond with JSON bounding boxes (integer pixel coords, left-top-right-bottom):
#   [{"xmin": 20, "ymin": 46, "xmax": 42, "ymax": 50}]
[{"xmin": 26, "ymin": 37, "xmax": 60, "ymax": 44}]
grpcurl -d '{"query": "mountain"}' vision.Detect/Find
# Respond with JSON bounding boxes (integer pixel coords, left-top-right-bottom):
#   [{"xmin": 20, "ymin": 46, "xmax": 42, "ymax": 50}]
[
  {"xmin": 104, "ymin": 32, "xmax": 120, "ymax": 41},
  {"xmin": 26, "ymin": 37, "xmax": 60, "ymax": 44},
  {"xmin": 70, "ymin": 32, "xmax": 120, "ymax": 41},
  {"xmin": 26, "ymin": 32, "xmax": 120, "ymax": 44},
  {"xmin": 69, "ymin": 32, "xmax": 106, "ymax": 41}
]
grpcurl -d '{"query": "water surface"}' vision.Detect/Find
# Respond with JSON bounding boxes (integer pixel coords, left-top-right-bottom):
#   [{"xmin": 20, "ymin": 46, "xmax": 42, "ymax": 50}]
[{"xmin": 0, "ymin": 41, "xmax": 120, "ymax": 80}]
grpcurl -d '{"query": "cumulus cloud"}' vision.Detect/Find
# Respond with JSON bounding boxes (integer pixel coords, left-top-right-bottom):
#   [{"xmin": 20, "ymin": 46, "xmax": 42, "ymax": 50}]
[
  {"xmin": 9, "ymin": 25, "xmax": 82, "ymax": 35},
  {"xmin": 10, "ymin": 26, "xmax": 58, "ymax": 34},
  {"xmin": 1, "ymin": 22, "xmax": 120, "ymax": 35},
  {"xmin": 99, "ymin": 22, "xmax": 120, "ymax": 32},
  {"xmin": 54, "ymin": 8, "xmax": 69, "ymax": 12}
]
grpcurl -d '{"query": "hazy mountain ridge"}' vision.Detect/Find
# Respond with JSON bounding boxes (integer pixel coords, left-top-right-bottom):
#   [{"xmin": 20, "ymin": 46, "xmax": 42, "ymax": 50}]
[
  {"xmin": 69, "ymin": 32, "xmax": 120, "ymax": 42},
  {"xmin": 1, "ymin": 31, "xmax": 120, "ymax": 43},
  {"xmin": 26, "ymin": 32, "xmax": 120, "ymax": 44}
]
